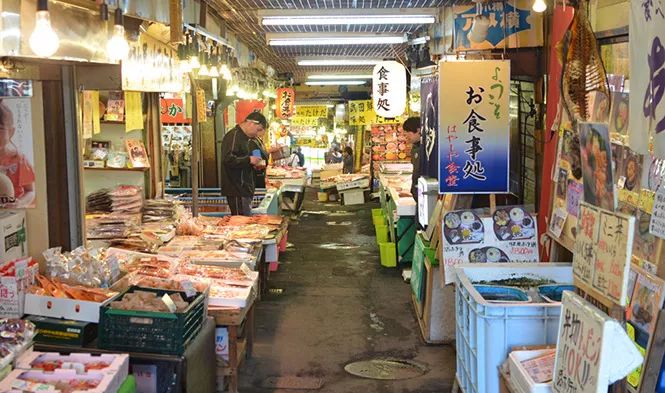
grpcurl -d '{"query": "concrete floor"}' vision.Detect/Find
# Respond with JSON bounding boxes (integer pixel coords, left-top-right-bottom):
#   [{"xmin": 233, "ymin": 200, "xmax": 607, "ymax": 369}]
[{"xmin": 238, "ymin": 189, "xmax": 457, "ymax": 392}]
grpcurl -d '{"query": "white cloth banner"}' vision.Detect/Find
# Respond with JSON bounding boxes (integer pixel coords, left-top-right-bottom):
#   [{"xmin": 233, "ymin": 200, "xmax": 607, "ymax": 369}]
[{"xmin": 630, "ymin": 1, "xmax": 665, "ymax": 156}]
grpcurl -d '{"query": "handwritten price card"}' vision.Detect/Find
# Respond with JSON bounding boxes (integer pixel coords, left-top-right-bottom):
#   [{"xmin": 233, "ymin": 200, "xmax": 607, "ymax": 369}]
[
  {"xmin": 553, "ymin": 291, "xmax": 643, "ymax": 393},
  {"xmin": 573, "ymin": 202, "xmax": 635, "ymax": 306},
  {"xmin": 649, "ymin": 187, "xmax": 665, "ymax": 239}
]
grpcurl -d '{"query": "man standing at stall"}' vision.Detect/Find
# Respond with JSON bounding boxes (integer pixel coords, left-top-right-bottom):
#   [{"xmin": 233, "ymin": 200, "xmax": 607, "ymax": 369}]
[
  {"xmin": 221, "ymin": 112, "xmax": 267, "ymax": 216},
  {"xmin": 403, "ymin": 117, "xmax": 422, "ymax": 203}
]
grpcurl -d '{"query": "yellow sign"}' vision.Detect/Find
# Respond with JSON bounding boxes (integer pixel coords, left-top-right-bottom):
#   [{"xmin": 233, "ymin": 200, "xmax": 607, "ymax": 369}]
[
  {"xmin": 125, "ymin": 91, "xmax": 144, "ymax": 132},
  {"xmin": 91, "ymin": 91, "xmax": 100, "ymax": 135},
  {"xmin": 291, "ymin": 117, "xmax": 319, "ymax": 127},
  {"xmin": 349, "ymin": 99, "xmax": 403, "ymax": 125},
  {"xmin": 295, "ymin": 105, "xmax": 328, "ymax": 118},
  {"xmin": 196, "ymin": 89, "xmax": 207, "ymax": 122}
]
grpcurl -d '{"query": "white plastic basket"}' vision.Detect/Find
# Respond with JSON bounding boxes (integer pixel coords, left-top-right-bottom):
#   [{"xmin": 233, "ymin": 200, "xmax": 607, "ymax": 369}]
[{"xmin": 454, "ymin": 263, "xmax": 572, "ymax": 393}]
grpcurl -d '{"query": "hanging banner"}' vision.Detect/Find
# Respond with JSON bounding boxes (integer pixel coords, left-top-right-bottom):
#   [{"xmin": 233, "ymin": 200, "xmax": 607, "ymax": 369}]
[
  {"xmin": 276, "ymin": 88, "xmax": 295, "ymax": 119},
  {"xmin": 235, "ymin": 100, "xmax": 266, "ymax": 125},
  {"xmin": 0, "ymin": 98, "xmax": 36, "ymax": 209},
  {"xmin": 373, "ymin": 61, "xmax": 407, "ymax": 118},
  {"xmin": 349, "ymin": 100, "xmax": 373, "ymax": 125},
  {"xmin": 630, "ymin": 1, "xmax": 665, "ymax": 156},
  {"xmin": 295, "ymin": 105, "xmax": 328, "ymax": 118},
  {"xmin": 290, "ymin": 117, "xmax": 319, "ymax": 127},
  {"xmin": 453, "ymin": 0, "xmax": 543, "ymax": 51},
  {"xmin": 160, "ymin": 98, "xmax": 190, "ymax": 124},
  {"xmin": 421, "ymin": 75, "xmax": 439, "ymax": 179},
  {"xmin": 125, "ymin": 92, "xmax": 143, "ymax": 132},
  {"xmin": 122, "ymin": 33, "xmax": 184, "ymax": 93},
  {"xmin": 438, "ymin": 60, "xmax": 510, "ymax": 194}
]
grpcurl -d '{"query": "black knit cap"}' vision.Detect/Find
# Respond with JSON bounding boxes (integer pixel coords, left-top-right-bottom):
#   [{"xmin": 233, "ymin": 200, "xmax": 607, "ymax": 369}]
[{"xmin": 245, "ymin": 111, "xmax": 268, "ymax": 128}]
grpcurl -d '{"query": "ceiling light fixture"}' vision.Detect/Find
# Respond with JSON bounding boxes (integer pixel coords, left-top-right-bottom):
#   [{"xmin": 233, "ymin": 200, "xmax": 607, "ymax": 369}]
[
  {"xmin": 307, "ymin": 74, "xmax": 372, "ymax": 80},
  {"xmin": 107, "ymin": 2, "xmax": 129, "ymax": 62},
  {"xmin": 297, "ymin": 58, "xmax": 383, "ymax": 66},
  {"xmin": 29, "ymin": 0, "xmax": 59, "ymax": 57},
  {"xmin": 268, "ymin": 34, "xmax": 407, "ymax": 46},
  {"xmin": 305, "ymin": 80, "xmax": 366, "ymax": 86},
  {"xmin": 261, "ymin": 15, "xmax": 435, "ymax": 26}
]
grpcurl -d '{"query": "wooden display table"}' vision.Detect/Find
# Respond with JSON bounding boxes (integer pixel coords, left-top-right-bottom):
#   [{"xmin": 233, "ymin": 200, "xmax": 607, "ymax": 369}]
[{"xmin": 208, "ymin": 295, "xmax": 256, "ymax": 393}]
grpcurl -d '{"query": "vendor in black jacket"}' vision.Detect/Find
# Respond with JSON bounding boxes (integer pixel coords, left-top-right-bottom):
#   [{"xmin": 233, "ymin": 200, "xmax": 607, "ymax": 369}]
[
  {"xmin": 403, "ymin": 117, "xmax": 422, "ymax": 203},
  {"xmin": 221, "ymin": 112, "xmax": 267, "ymax": 215}
]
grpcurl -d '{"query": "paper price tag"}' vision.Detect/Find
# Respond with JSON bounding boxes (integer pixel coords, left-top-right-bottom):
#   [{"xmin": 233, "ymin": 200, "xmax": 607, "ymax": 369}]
[
  {"xmin": 180, "ymin": 280, "xmax": 196, "ymax": 298},
  {"xmin": 107, "ymin": 255, "xmax": 120, "ymax": 281},
  {"xmin": 240, "ymin": 263, "xmax": 253, "ymax": 278},
  {"xmin": 161, "ymin": 294, "xmax": 177, "ymax": 313}
]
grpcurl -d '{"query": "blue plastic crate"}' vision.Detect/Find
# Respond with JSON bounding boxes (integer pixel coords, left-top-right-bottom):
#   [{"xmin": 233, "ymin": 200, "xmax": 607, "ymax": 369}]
[{"xmin": 454, "ymin": 263, "xmax": 573, "ymax": 393}]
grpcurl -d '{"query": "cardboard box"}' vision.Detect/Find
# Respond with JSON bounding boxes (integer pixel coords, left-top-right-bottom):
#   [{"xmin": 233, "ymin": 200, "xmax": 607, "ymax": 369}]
[
  {"xmin": 0, "ymin": 212, "xmax": 27, "ymax": 264},
  {"xmin": 16, "ymin": 350, "xmax": 129, "ymax": 393},
  {"xmin": 26, "ymin": 315, "xmax": 97, "ymax": 346},
  {"xmin": 0, "ymin": 258, "xmax": 38, "ymax": 318},
  {"xmin": 0, "ymin": 369, "xmax": 117, "ymax": 393},
  {"xmin": 24, "ymin": 293, "xmax": 112, "ymax": 323},
  {"xmin": 132, "ymin": 364, "xmax": 158, "ymax": 393}
]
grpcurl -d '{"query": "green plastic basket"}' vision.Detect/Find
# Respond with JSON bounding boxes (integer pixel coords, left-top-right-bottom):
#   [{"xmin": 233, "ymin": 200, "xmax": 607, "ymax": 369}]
[
  {"xmin": 375, "ymin": 224, "xmax": 389, "ymax": 243},
  {"xmin": 379, "ymin": 242, "xmax": 397, "ymax": 268},
  {"xmin": 99, "ymin": 286, "xmax": 206, "ymax": 356},
  {"xmin": 118, "ymin": 376, "xmax": 137, "ymax": 393},
  {"xmin": 372, "ymin": 208, "xmax": 384, "ymax": 218}
]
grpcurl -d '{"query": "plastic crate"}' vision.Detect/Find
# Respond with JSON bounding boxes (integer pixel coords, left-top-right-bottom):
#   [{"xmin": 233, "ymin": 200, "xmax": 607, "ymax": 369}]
[
  {"xmin": 99, "ymin": 286, "xmax": 206, "ymax": 356},
  {"xmin": 454, "ymin": 263, "xmax": 573, "ymax": 393}
]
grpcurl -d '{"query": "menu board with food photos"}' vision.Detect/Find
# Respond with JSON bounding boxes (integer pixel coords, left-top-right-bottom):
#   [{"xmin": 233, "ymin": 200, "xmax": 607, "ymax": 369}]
[
  {"xmin": 370, "ymin": 124, "xmax": 412, "ymax": 175},
  {"xmin": 442, "ymin": 206, "xmax": 539, "ymax": 284}
]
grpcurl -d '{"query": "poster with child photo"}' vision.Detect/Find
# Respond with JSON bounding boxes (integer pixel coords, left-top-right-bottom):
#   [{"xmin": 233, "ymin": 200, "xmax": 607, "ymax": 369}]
[{"xmin": 0, "ymin": 98, "xmax": 35, "ymax": 208}]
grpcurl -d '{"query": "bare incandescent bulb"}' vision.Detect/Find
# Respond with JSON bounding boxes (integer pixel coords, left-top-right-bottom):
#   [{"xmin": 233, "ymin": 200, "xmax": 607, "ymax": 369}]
[
  {"xmin": 107, "ymin": 7, "xmax": 129, "ymax": 62},
  {"xmin": 532, "ymin": 0, "xmax": 547, "ymax": 13},
  {"xmin": 29, "ymin": 1, "xmax": 59, "ymax": 57}
]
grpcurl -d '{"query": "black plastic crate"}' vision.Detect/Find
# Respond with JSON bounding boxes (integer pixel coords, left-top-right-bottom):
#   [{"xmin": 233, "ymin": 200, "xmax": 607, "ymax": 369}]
[{"xmin": 98, "ymin": 286, "xmax": 206, "ymax": 356}]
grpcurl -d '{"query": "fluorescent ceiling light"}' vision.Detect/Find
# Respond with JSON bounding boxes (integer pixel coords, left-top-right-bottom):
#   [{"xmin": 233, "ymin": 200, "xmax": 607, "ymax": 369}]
[
  {"xmin": 262, "ymin": 15, "xmax": 436, "ymax": 26},
  {"xmin": 307, "ymin": 74, "xmax": 372, "ymax": 80},
  {"xmin": 297, "ymin": 58, "xmax": 383, "ymax": 66},
  {"xmin": 305, "ymin": 80, "xmax": 367, "ymax": 86},
  {"xmin": 268, "ymin": 34, "xmax": 407, "ymax": 46}
]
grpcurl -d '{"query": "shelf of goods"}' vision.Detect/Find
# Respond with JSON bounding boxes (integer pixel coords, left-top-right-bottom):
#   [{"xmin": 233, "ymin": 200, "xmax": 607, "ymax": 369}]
[
  {"xmin": 378, "ymin": 173, "xmax": 416, "ymax": 265},
  {"xmin": 165, "ymin": 188, "xmax": 281, "ymax": 216},
  {"xmin": 454, "ymin": 263, "xmax": 573, "ymax": 393}
]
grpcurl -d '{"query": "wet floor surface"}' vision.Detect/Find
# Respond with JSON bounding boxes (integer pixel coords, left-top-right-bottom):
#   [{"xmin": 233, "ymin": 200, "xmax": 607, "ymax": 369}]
[{"xmin": 238, "ymin": 187, "xmax": 456, "ymax": 393}]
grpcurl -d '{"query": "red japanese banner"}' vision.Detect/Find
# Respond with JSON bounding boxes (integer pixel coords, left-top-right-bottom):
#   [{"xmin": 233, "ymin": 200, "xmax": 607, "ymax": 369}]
[
  {"xmin": 160, "ymin": 98, "xmax": 190, "ymax": 124},
  {"xmin": 276, "ymin": 88, "xmax": 295, "ymax": 119},
  {"xmin": 235, "ymin": 100, "xmax": 266, "ymax": 124}
]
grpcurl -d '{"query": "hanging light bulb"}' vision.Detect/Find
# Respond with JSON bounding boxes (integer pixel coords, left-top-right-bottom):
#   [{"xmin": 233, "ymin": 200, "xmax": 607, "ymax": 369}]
[
  {"xmin": 532, "ymin": 0, "xmax": 547, "ymax": 12},
  {"xmin": 208, "ymin": 46, "xmax": 220, "ymax": 77},
  {"xmin": 29, "ymin": 0, "xmax": 60, "ymax": 57},
  {"xmin": 189, "ymin": 35, "xmax": 201, "ymax": 69},
  {"xmin": 107, "ymin": 5, "xmax": 129, "ymax": 62}
]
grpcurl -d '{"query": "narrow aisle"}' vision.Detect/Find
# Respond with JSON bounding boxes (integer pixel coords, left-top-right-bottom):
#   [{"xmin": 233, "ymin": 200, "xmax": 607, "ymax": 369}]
[{"xmin": 239, "ymin": 188, "xmax": 456, "ymax": 392}]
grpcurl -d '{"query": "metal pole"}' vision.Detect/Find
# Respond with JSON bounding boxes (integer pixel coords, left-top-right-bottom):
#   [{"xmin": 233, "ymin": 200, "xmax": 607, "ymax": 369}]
[{"xmin": 190, "ymin": 75, "xmax": 200, "ymax": 217}]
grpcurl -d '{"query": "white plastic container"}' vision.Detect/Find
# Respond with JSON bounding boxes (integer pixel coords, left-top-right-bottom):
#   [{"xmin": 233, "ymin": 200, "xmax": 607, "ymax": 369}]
[
  {"xmin": 454, "ymin": 263, "xmax": 572, "ymax": 393},
  {"xmin": 508, "ymin": 349, "xmax": 554, "ymax": 393}
]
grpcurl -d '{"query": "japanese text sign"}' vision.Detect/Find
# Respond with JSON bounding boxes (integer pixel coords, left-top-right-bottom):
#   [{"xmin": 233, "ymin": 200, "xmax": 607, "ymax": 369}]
[
  {"xmin": 276, "ymin": 88, "xmax": 295, "ymax": 119},
  {"xmin": 649, "ymin": 186, "xmax": 665, "ymax": 239},
  {"xmin": 438, "ymin": 60, "xmax": 510, "ymax": 194},
  {"xmin": 373, "ymin": 61, "xmax": 406, "ymax": 118},
  {"xmin": 295, "ymin": 105, "xmax": 328, "ymax": 118},
  {"xmin": 290, "ymin": 116, "xmax": 319, "ymax": 127},
  {"xmin": 553, "ymin": 291, "xmax": 643, "ymax": 393},
  {"xmin": 348, "ymin": 100, "xmax": 374, "ymax": 125},
  {"xmin": 630, "ymin": 0, "xmax": 665, "ymax": 156},
  {"xmin": 122, "ymin": 33, "xmax": 184, "ymax": 93},
  {"xmin": 573, "ymin": 202, "xmax": 636, "ymax": 306}
]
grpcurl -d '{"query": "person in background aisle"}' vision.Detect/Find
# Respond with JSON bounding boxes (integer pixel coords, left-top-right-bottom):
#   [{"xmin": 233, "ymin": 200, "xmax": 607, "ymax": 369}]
[
  {"xmin": 331, "ymin": 148, "xmax": 343, "ymax": 164},
  {"xmin": 403, "ymin": 117, "xmax": 422, "ymax": 203},
  {"xmin": 342, "ymin": 146, "xmax": 354, "ymax": 174},
  {"xmin": 220, "ymin": 112, "xmax": 267, "ymax": 216},
  {"xmin": 294, "ymin": 146, "xmax": 305, "ymax": 167},
  {"xmin": 249, "ymin": 128, "xmax": 282, "ymax": 189}
]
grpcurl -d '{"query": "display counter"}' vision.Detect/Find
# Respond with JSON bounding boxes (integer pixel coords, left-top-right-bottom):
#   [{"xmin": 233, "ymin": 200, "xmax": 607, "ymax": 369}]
[{"xmin": 378, "ymin": 173, "xmax": 417, "ymax": 265}]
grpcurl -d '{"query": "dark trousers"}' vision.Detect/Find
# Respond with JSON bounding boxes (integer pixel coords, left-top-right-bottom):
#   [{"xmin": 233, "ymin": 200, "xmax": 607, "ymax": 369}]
[{"xmin": 228, "ymin": 196, "xmax": 253, "ymax": 216}]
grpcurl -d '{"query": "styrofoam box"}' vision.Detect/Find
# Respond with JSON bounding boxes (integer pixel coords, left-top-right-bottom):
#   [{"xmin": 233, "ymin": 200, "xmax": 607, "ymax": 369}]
[
  {"xmin": 340, "ymin": 189, "xmax": 366, "ymax": 205},
  {"xmin": 336, "ymin": 178, "xmax": 370, "ymax": 191},
  {"xmin": 0, "ymin": 369, "xmax": 116, "ymax": 393},
  {"xmin": 508, "ymin": 349, "xmax": 554, "ymax": 393},
  {"xmin": 454, "ymin": 263, "xmax": 573, "ymax": 393},
  {"xmin": 16, "ymin": 350, "xmax": 129, "ymax": 393},
  {"xmin": 24, "ymin": 294, "xmax": 113, "ymax": 323}
]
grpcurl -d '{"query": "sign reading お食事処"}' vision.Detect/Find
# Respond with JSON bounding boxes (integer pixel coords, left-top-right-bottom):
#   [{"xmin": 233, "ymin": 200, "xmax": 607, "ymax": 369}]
[
  {"xmin": 573, "ymin": 202, "xmax": 636, "ymax": 306},
  {"xmin": 630, "ymin": 0, "xmax": 665, "ymax": 156},
  {"xmin": 372, "ymin": 61, "xmax": 406, "ymax": 119},
  {"xmin": 552, "ymin": 291, "xmax": 643, "ymax": 393},
  {"xmin": 438, "ymin": 60, "xmax": 510, "ymax": 194},
  {"xmin": 276, "ymin": 88, "xmax": 295, "ymax": 119}
]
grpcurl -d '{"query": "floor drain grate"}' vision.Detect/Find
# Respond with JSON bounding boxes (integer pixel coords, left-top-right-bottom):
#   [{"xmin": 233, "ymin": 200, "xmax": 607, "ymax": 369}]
[
  {"xmin": 344, "ymin": 358, "xmax": 429, "ymax": 380},
  {"xmin": 268, "ymin": 288, "xmax": 284, "ymax": 295},
  {"xmin": 261, "ymin": 376, "xmax": 324, "ymax": 389}
]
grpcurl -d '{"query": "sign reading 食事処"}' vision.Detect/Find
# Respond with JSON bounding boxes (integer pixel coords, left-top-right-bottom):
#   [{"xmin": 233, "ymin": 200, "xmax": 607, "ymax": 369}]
[
  {"xmin": 348, "ymin": 100, "xmax": 373, "ymax": 125},
  {"xmin": 276, "ymin": 88, "xmax": 295, "ymax": 119},
  {"xmin": 372, "ymin": 61, "xmax": 406, "ymax": 119},
  {"xmin": 438, "ymin": 60, "xmax": 510, "ymax": 194},
  {"xmin": 630, "ymin": 0, "xmax": 665, "ymax": 156}
]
